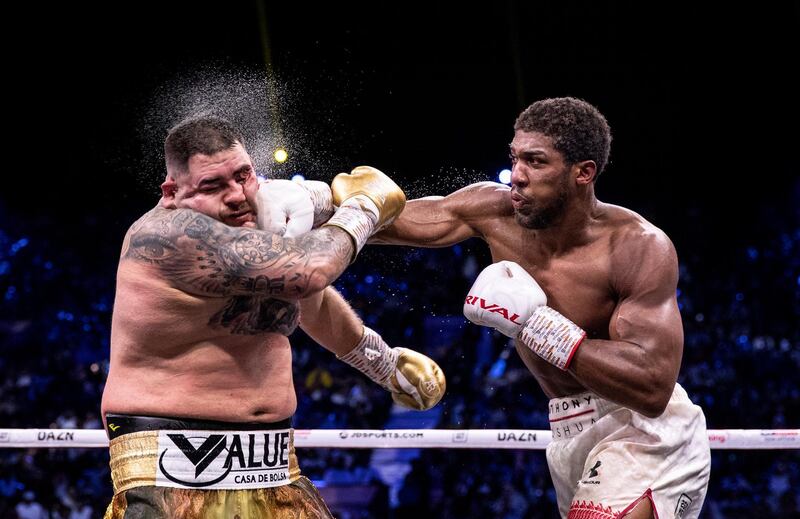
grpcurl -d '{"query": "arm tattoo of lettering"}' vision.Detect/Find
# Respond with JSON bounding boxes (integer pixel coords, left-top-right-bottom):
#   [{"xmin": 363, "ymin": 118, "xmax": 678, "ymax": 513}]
[{"xmin": 123, "ymin": 208, "xmax": 353, "ymax": 298}]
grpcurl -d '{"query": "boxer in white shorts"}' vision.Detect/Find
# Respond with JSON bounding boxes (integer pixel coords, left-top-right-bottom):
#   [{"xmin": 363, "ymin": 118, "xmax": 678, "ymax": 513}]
[
  {"xmin": 547, "ymin": 384, "xmax": 710, "ymax": 518},
  {"xmin": 375, "ymin": 97, "xmax": 712, "ymax": 517}
]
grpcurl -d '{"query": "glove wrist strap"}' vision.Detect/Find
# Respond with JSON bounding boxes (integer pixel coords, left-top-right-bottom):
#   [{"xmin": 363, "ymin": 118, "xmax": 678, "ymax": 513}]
[
  {"xmin": 322, "ymin": 196, "xmax": 378, "ymax": 262},
  {"xmin": 338, "ymin": 326, "xmax": 398, "ymax": 389},
  {"xmin": 519, "ymin": 306, "xmax": 586, "ymax": 370},
  {"xmin": 300, "ymin": 181, "xmax": 335, "ymax": 227}
]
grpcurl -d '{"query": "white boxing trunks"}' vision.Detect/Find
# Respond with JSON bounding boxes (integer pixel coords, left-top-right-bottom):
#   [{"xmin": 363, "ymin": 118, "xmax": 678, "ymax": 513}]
[{"xmin": 546, "ymin": 383, "xmax": 710, "ymax": 519}]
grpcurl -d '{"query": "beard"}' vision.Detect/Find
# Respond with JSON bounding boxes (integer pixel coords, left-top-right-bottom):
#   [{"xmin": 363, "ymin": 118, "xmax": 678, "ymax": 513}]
[{"xmin": 513, "ymin": 175, "xmax": 570, "ymax": 230}]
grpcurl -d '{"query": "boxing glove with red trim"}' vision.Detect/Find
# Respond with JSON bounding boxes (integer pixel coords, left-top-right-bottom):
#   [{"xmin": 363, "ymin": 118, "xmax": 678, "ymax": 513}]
[{"xmin": 463, "ymin": 261, "xmax": 586, "ymax": 370}]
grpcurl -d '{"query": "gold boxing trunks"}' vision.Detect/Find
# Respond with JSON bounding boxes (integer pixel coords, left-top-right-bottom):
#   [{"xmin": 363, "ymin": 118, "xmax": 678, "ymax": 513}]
[{"xmin": 103, "ymin": 414, "xmax": 333, "ymax": 519}]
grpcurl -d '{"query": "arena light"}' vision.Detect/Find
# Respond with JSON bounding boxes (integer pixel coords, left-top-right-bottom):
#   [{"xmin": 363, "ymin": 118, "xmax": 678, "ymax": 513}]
[
  {"xmin": 498, "ymin": 169, "xmax": 512, "ymax": 184},
  {"xmin": 274, "ymin": 148, "xmax": 288, "ymax": 163},
  {"xmin": 291, "ymin": 174, "xmax": 306, "ymax": 182}
]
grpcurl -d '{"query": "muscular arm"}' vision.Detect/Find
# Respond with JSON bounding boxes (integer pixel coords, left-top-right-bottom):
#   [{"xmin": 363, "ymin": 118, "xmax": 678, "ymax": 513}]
[
  {"xmin": 568, "ymin": 231, "xmax": 683, "ymax": 418},
  {"xmin": 298, "ymin": 287, "xmax": 363, "ymax": 356},
  {"xmin": 122, "ymin": 207, "xmax": 354, "ymax": 300},
  {"xmin": 372, "ymin": 182, "xmax": 510, "ymax": 247},
  {"xmin": 296, "ymin": 183, "xmax": 508, "ymax": 354}
]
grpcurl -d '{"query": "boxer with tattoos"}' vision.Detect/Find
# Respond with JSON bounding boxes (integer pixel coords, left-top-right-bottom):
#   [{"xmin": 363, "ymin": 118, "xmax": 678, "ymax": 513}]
[{"xmin": 101, "ymin": 116, "xmax": 444, "ymax": 518}]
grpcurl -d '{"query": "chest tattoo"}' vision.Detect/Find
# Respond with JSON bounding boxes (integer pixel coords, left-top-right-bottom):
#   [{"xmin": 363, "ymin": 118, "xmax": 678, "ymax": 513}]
[{"xmin": 208, "ymin": 296, "xmax": 300, "ymax": 335}]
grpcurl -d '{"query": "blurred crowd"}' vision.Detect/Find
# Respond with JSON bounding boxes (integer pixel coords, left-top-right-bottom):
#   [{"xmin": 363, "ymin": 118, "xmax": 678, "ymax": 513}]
[{"xmin": 0, "ymin": 198, "xmax": 798, "ymax": 518}]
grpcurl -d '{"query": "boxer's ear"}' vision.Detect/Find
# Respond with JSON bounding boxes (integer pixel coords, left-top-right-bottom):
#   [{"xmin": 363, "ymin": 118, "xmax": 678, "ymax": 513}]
[
  {"xmin": 160, "ymin": 176, "xmax": 178, "ymax": 209},
  {"xmin": 574, "ymin": 160, "xmax": 597, "ymax": 185}
]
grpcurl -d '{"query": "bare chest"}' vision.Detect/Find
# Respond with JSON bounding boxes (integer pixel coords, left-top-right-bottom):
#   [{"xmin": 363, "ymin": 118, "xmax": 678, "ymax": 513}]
[
  {"xmin": 204, "ymin": 295, "xmax": 300, "ymax": 336},
  {"xmin": 486, "ymin": 234, "xmax": 616, "ymax": 339},
  {"xmin": 114, "ymin": 269, "xmax": 300, "ymax": 339}
]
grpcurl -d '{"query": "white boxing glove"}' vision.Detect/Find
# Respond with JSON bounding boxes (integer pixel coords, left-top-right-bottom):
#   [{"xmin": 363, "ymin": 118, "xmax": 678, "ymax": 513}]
[
  {"xmin": 256, "ymin": 179, "xmax": 335, "ymax": 238},
  {"xmin": 463, "ymin": 261, "xmax": 546, "ymax": 338},
  {"xmin": 464, "ymin": 261, "xmax": 587, "ymax": 371}
]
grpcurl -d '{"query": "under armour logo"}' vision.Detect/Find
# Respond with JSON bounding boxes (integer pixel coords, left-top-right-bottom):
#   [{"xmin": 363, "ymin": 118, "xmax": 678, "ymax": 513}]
[{"xmin": 587, "ymin": 460, "xmax": 601, "ymax": 478}]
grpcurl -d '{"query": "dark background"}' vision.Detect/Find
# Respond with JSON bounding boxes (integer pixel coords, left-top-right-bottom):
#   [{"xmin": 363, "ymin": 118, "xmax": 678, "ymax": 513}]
[{"xmin": 7, "ymin": 2, "xmax": 798, "ymax": 249}]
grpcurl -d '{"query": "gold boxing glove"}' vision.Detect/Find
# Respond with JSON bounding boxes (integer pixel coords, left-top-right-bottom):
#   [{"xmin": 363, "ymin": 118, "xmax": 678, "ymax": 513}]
[
  {"xmin": 324, "ymin": 166, "xmax": 407, "ymax": 261},
  {"xmin": 338, "ymin": 326, "xmax": 446, "ymax": 410},
  {"xmin": 330, "ymin": 166, "xmax": 406, "ymax": 230}
]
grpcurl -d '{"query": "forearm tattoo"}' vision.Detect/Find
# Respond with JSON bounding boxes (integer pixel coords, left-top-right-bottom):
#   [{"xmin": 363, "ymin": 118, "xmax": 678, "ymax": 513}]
[{"xmin": 123, "ymin": 208, "xmax": 353, "ymax": 298}]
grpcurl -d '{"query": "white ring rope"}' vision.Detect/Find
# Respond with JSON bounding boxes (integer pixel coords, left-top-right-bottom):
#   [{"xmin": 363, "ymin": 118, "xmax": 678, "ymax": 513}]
[{"xmin": 1, "ymin": 429, "xmax": 797, "ymax": 450}]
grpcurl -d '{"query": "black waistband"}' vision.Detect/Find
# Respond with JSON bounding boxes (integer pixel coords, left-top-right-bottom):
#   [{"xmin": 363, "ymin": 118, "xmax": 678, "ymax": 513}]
[{"xmin": 105, "ymin": 413, "xmax": 293, "ymax": 440}]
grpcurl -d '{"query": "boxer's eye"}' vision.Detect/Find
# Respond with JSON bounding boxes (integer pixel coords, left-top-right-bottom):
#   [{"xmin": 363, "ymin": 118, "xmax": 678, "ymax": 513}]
[{"xmin": 235, "ymin": 167, "xmax": 253, "ymax": 184}]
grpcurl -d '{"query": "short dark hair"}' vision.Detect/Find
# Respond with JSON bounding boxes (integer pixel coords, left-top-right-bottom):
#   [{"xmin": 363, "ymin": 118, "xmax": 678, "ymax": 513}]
[
  {"xmin": 164, "ymin": 116, "xmax": 244, "ymax": 175},
  {"xmin": 514, "ymin": 97, "xmax": 612, "ymax": 177}
]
